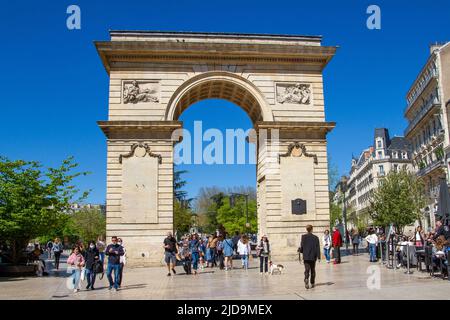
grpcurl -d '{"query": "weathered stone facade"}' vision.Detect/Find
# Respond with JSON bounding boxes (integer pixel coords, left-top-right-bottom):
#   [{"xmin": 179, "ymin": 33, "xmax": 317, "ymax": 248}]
[{"xmin": 96, "ymin": 31, "xmax": 337, "ymax": 266}]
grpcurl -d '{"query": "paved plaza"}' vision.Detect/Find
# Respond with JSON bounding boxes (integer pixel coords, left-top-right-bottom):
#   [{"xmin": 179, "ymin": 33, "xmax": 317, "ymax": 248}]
[{"xmin": 0, "ymin": 251, "xmax": 449, "ymax": 300}]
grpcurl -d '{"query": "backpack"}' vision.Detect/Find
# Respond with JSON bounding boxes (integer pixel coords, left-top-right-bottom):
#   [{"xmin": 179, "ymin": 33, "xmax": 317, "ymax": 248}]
[{"xmin": 93, "ymin": 260, "xmax": 104, "ymax": 274}]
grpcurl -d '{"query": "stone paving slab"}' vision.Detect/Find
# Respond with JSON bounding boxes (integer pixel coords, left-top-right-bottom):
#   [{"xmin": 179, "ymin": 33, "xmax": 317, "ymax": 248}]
[{"xmin": 0, "ymin": 253, "xmax": 449, "ymax": 300}]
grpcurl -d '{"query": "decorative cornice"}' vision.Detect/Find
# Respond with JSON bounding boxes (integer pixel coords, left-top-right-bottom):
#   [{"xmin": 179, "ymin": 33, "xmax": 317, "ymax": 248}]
[
  {"xmin": 278, "ymin": 142, "xmax": 318, "ymax": 164},
  {"xmin": 119, "ymin": 143, "xmax": 162, "ymax": 164},
  {"xmin": 95, "ymin": 39, "xmax": 337, "ymax": 74}
]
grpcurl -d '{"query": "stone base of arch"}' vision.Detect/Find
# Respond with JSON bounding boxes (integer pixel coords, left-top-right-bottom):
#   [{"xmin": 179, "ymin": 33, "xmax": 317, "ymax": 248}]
[{"xmin": 99, "ymin": 120, "xmax": 332, "ymax": 267}]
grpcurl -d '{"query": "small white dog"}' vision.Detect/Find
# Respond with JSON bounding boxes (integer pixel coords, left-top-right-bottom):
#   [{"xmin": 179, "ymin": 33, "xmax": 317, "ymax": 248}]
[{"xmin": 268, "ymin": 261, "xmax": 284, "ymax": 275}]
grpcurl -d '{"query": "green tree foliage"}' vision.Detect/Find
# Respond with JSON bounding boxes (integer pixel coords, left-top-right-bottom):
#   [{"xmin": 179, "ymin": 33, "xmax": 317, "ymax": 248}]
[
  {"xmin": 368, "ymin": 169, "xmax": 426, "ymax": 233},
  {"xmin": 69, "ymin": 207, "xmax": 106, "ymax": 243},
  {"xmin": 0, "ymin": 156, "xmax": 89, "ymax": 264},
  {"xmin": 173, "ymin": 168, "xmax": 193, "ymax": 237},
  {"xmin": 329, "ymin": 202, "xmax": 342, "ymax": 229},
  {"xmin": 216, "ymin": 196, "xmax": 257, "ymax": 234}
]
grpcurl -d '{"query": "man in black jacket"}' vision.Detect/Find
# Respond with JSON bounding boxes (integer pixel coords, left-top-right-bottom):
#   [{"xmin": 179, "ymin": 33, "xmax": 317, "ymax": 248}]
[
  {"xmin": 105, "ymin": 236, "xmax": 124, "ymax": 291},
  {"xmin": 299, "ymin": 225, "xmax": 321, "ymax": 289}
]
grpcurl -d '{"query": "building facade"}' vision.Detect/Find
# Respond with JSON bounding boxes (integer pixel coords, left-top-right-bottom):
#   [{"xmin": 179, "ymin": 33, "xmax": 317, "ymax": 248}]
[
  {"xmin": 404, "ymin": 42, "xmax": 450, "ymax": 230},
  {"xmin": 344, "ymin": 129, "xmax": 412, "ymax": 224}
]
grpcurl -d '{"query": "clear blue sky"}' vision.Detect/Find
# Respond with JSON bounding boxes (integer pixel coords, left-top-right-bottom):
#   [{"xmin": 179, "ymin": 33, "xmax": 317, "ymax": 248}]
[{"xmin": 1, "ymin": 0, "xmax": 449, "ymax": 203}]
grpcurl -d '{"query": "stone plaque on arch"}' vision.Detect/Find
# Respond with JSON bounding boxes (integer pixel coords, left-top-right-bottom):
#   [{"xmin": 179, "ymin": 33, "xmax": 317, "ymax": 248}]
[{"xmin": 120, "ymin": 144, "xmax": 160, "ymax": 224}]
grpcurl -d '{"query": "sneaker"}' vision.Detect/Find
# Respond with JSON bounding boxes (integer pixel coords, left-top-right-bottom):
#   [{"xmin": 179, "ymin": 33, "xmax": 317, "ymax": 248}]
[
  {"xmin": 167, "ymin": 273, "xmax": 171, "ymax": 276},
  {"xmin": 311, "ymin": 284, "xmax": 315, "ymax": 289},
  {"xmin": 73, "ymin": 289, "xmax": 79, "ymax": 293},
  {"xmin": 114, "ymin": 288, "xmax": 119, "ymax": 292},
  {"xmin": 91, "ymin": 287, "xmax": 95, "ymax": 290},
  {"xmin": 86, "ymin": 285, "xmax": 90, "ymax": 290},
  {"xmin": 326, "ymin": 261, "xmax": 330, "ymax": 264},
  {"xmin": 172, "ymin": 268, "xmax": 177, "ymax": 275},
  {"xmin": 108, "ymin": 286, "xmax": 112, "ymax": 290},
  {"xmin": 260, "ymin": 272, "xmax": 263, "ymax": 275},
  {"xmin": 305, "ymin": 280, "xmax": 310, "ymax": 289}
]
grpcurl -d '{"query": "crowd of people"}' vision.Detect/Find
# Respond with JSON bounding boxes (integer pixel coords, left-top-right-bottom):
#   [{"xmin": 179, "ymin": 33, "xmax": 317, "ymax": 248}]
[
  {"xmin": 163, "ymin": 231, "xmax": 262, "ymax": 276},
  {"xmin": 3, "ymin": 218, "xmax": 448, "ymax": 295}
]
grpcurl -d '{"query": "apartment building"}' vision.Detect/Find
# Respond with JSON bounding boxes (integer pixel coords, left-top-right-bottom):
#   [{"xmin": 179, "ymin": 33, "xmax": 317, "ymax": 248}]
[
  {"xmin": 344, "ymin": 128, "xmax": 412, "ymax": 220},
  {"xmin": 404, "ymin": 42, "xmax": 450, "ymax": 230}
]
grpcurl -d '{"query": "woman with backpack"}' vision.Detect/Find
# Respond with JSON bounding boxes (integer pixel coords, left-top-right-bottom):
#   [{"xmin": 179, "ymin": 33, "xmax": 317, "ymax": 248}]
[
  {"xmin": 256, "ymin": 235, "xmax": 270, "ymax": 274},
  {"xmin": 84, "ymin": 241, "xmax": 99, "ymax": 290},
  {"xmin": 222, "ymin": 233, "xmax": 235, "ymax": 271},
  {"xmin": 52, "ymin": 238, "xmax": 63, "ymax": 270}
]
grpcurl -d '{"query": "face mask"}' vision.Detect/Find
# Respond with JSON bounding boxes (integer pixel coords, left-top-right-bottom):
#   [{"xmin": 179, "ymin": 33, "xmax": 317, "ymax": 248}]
[
  {"xmin": 90, "ymin": 245, "xmax": 95, "ymax": 249},
  {"xmin": 118, "ymin": 242, "xmax": 122, "ymax": 246}
]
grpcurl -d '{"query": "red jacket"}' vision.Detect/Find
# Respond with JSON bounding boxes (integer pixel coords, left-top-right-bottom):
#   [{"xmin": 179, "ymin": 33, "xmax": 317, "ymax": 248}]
[{"xmin": 332, "ymin": 230, "xmax": 343, "ymax": 247}]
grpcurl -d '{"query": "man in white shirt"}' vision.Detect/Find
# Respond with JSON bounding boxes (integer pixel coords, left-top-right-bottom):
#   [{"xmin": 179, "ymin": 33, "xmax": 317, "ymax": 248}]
[{"xmin": 365, "ymin": 230, "xmax": 378, "ymax": 262}]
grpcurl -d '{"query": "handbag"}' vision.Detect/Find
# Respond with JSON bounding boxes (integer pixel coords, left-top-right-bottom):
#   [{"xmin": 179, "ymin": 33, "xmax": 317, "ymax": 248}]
[{"xmin": 80, "ymin": 267, "xmax": 86, "ymax": 282}]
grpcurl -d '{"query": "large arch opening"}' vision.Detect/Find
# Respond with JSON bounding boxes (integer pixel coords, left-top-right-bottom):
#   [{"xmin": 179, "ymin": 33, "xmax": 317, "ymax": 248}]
[
  {"xmin": 171, "ymin": 76, "xmax": 266, "ymax": 240},
  {"xmin": 165, "ymin": 72, "xmax": 273, "ymax": 123}
]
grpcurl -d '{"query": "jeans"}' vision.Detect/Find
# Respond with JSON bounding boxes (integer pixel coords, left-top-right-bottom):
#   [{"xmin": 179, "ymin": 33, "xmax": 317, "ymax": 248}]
[
  {"xmin": 106, "ymin": 263, "xmax": 120, "ymax": 289},
  {"xmin": 353, "ymin": 243, "xmax": 359, "ymax": 255},
  {"xmin": 85, "ymin": 268, "xmax": 96, "ymax": 288},
  {"xmin": 191, "ymin": 252, "xmax": 199, "ymax": 270},
  {"xmin": 241, "ymin": 254, "xmax": 249, "ymax": 269},
  {"xmin": 54, "ymin": 252, "xmax": 61, "ymax": 269},
  {"xmin": 333, "ymin": 246, "xmax": 341, "ymax": 263},
  {"xmin": 260, "ymin": 256, "xmax": 268, "ymax": 273},
  {"xmin": 118, "ymin": 263, "xmax": 124, "ymax": 286},
  {"xmin": 217, "ymin": 251, "xmax": 224, "ymax": 269},
  {"xmin": 304, "ymin": 260, "xmax": 316, "ymax": 284},
  {"xmin": 323, "ymin": 248, "xmax": 330, "ymax": 262},
  {"xmin": 99, "ymin": 252, "xmax": 105, "ymax": 264},
  {"xmin": 72, "ymin": 269, "xmax": 81, "ymax": 290},
  {"xmin": 369, "ymin": 243, "xmax": 377, "ymax": 261}
]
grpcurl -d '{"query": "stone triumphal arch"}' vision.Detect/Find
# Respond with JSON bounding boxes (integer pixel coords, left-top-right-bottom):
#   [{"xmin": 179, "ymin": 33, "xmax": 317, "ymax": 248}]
[{"xmin": 96, "ymin": 31, "xmax": 337, "ymax": 266}]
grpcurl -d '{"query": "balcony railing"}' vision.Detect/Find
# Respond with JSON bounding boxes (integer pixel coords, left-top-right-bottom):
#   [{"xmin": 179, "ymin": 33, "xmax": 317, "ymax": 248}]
[
  {"xmin": 416, "ymin": 159, "xmax": 445, "ymax": 177},
  {"xmin": 404, "ymin": 97, "xmax": 441, "ymax": 137},
  {"xmin": 406, "ymin": 68, "xmax": 438, "ymax": 112}
]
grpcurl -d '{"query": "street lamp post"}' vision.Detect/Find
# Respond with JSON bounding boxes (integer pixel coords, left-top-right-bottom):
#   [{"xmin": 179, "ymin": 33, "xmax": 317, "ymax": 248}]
[{"xmin": 341, "ymin": 176, "xmax": 349, "ymax": 254}]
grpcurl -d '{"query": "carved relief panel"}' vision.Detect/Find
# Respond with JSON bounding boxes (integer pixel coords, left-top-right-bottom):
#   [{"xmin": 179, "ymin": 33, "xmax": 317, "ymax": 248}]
[
  {"xmin": 276, "ymin": 83, "xmax": 312, "ymax": 105},
  {"xmin": 122, "ymin": 80, "xmax": 159, "ymax": 104}
]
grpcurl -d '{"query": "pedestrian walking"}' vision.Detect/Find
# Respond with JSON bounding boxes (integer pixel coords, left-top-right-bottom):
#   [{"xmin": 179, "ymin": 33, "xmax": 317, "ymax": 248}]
[
  {"xmin": 180, "ymin": 238, "xmax": 192, "ymax": 274},
  {"xmin": 207, "ymin": 234, "xmax": 218, "ymax": 268},
  {"xmin": 332, "ymin": 226, "xmax": 343, "ymax": 264},
  {"xmin": 105, "ymin": 236, "xmax": 124, "ymax": 291},
  {"xmin": 67, "ymin": 246, "xmax": 85, "ymax": 293},
  {"xmin": 216, "ymin": 235, "xmax": 225, "ymax": 270},
  {"xmin": 222, "ymin": 234, "xmax": 235, "ymax": 271},
  {"xmin": 117, "ymin": 238, "xmax": 126, "ymax": 287},
  {"xmin": 163, "ymin": 232, "xmax": 178, "ymax": 276},
  {"xmin": 351, "ymin": 229, "xmax": 360, "ymax": 255},
  {"xmin": 46, "ymin": 240, "xmax": 53, "ymax": 260},
  {"xmin": 189, "ymin": 234, "xmax": 200, "ymax": 275},
  {"xmin": 299, "ymin": 225, "xmax": 321, "ymax": 289},
  {"xmin": 52, "ymin": 238, "xmax": 63, "ymax": 270},
  {"xmin": 84, "ymin": 241, "xmax": 99, "ymax": 290},
  {"xmin": 256, "ymin": 235, "xmax": 270, "ymax": 274},
  {"xmin": 365, "ymin": 230, "xmax": 379, "ymax": 262},
  {"xmin": 237, "ymin": 235, "xmax": 251, "ymax": 269},
  {"xmin": 322, "ymin": 230, "xmax": 332, "ymax": 263},
  {"xmin": 96, "ymin": 237, "xmax": 106, "ymax": 264}
]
